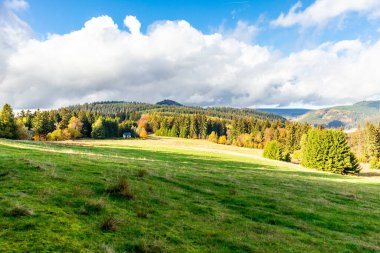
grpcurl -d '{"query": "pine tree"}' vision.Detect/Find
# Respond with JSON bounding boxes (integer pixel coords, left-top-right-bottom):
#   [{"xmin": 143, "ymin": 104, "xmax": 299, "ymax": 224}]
[
  {"xmin": 365, "ymin": 123, "xmax": 380, "ymax": 160},
  {"xmin": 0, "ymin": 104, "xmax": 17, "ymax": 139},
  {"xmin": 32, "ymin": 110, "xmax": 54, "ymax": 140},
  {"xmin": 199, "ymin": 115, "xmax": 208, "ymax": 139},
  {"xmin": 189, "ymin": 115, "xmax": 198, "ymax": 138},
  {"xmin": 302, "ymin": 129, "xmax": 359, "ymax": 174},
  {"xmin": 179, "ymin": 116, "xmax": 190, "ymax": 138}
]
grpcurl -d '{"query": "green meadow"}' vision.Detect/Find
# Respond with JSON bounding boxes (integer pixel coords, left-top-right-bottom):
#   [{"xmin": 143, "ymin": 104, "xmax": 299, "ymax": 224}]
[{"xmin": 0, "ymin": 137, "xmax": 380, "ymax": 252}]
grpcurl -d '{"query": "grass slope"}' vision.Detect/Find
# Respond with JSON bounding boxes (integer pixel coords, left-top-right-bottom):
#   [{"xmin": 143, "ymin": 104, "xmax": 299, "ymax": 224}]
[{"xmin": 0, "ymin": 138, "xmax": 380, "ymax": 252}]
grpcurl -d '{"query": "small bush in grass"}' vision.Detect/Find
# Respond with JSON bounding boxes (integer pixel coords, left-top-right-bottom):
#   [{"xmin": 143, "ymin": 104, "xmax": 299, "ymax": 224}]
[
  {"xmin": 263, "ymin": 140, "xmax": 289, "ymax": 162},
  {"xmin": 100, "ymin": 244, "xmax": 115, "ymax": 253},
  {"xmin": 136, "ymin": 169, "xmax": 148, "ymax": 178},
  {"xmin": 73, "ymin": 185, "xmax": 94, "ymax": 197},
  {"xmin": 80, "ymin": 199, "xmax": 106, "ymax": 214},
  {"xmin": 106, "ymin": 177, "xmax": 134, "ymax": 199},
  {"xmin": 100, "ymin": 215, "xmax": 120, "ymax": 232},
  {"xmin": 0, "ymin": 169, "xmax": 16, "ymax": 180},
  {"xmin": 136, "ymin": 208, "xmax": 149, "ymax": 219},
  {"xmin": 128, "ymin": 239, "xmax": 165, "ymax": 253},
  {"xmin": 218, "ymin": 135, "xmax": 227, "ymax": 145},
  {"xmin": 292, "ymin": 150, "xmax": 303, "ymax": 164},
  {"xmin": 228, "ymin": 188, "xmax": 237, "ymax": 196},
  {"xmin": 8, "ymin": 204, "xmax": 34, "ymax": 217},
  {"xmin": 208, "ymin": 131, "xmax": 219, "ymax": 143}
]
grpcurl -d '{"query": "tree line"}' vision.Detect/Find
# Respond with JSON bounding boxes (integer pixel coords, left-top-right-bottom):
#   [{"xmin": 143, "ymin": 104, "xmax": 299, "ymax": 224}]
[
  {"xmin": 0, "ymin": 102, "xmax": 363, "ymax": 174},
  {"xmin": 348, "ymin": 122, "xmax": 380, "ymax": 169}
]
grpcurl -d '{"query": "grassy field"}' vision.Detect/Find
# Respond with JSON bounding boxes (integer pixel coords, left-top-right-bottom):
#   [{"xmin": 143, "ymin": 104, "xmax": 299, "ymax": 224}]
[{"xmin": 0, "ymin": 137, "xmax": 380, "ymax": 252}]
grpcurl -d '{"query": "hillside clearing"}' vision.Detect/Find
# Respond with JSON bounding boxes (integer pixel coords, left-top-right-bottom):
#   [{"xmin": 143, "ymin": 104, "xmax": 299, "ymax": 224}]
[{"xmin": 0, "ymin": 137, "xmax": 380, "ymax": 252}]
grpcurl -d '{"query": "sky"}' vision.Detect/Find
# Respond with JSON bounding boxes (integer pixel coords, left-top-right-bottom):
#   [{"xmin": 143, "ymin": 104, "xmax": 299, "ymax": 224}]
[{"xmin": 1, "ymin": 0, "xmax": 380, "ymax": 109}]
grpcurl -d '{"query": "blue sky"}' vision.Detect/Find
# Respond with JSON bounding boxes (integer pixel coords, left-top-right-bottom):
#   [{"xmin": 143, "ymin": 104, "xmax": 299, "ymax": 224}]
[{"xmin": 1, "ymin": 0, "xmax": 380, "ymax": 109}]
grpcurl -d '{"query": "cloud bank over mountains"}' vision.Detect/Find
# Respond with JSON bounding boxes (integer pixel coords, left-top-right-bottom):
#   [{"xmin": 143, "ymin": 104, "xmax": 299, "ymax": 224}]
[{"xmin": 0, "ymin": 0, "xmax": 380, "ymax": 109}]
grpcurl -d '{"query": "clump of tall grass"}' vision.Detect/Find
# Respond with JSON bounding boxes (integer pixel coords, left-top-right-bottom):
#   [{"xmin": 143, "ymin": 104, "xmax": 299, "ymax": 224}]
[
  {"xmin": 136, "ymin": 169, "xmax": 148, "ymax": 178},
  {"xmin": 106, "ymin": 177, "xmax": 134, "ymax": 199},
  {"xmin": 136, "ymin": 208, "xmax": 149, "ymax": 219},
  {"xmin": 8, "ymin": 204, "xmax": 34, "ymax": 217},
  {"xmin": 79, "ymin": 198, "xmax": 106, "ymax": 215},
  {"xmin": 129, "ymin": 239, "xmax": 166, "ymax": 253},
  {"xmin": 99, "ymin": 243, "xmax": 115, "ymax": 253},
  {"xmin": 228, "ymin": 188, "xmax": 238, "ymax": 196},
  {"xmin": 100, "ymin": 215, "xmax": 120, "ymax": 232}
]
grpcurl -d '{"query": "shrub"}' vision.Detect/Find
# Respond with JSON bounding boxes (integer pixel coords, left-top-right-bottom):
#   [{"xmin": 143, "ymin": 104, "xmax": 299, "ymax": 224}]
[
  {"xmin": 47, "ymin": 129, "xmax": 70, "ymax": 141},
  {"xmin": 228, "ymin": 188, "xmax": 237, "ymax": 196},
  {"xmin": 235, "ymin": 134, "xmax": 254, "ymax": 148},
  {"xmin": 292, "ymin": 150, "xmax": 303, "ymax": 163},
  {"xmin": 263, "ymin": 140, "xmax": 288, "ymax": 161},
  {"xmin": 100, "ymin": 215, "xmax": 120, "ymax": 232},
  {"xmin": 139, "ymin": 128, "xmax": 148, "ymax": 138},
  {"xmin": 208, "ymin": 131, "xmax": 218, "ymax": 143},
  {"xmin": 99, "ymin": 244, "xmax": 115, "ymax": 253},
  {"xmin": 136, "ymin": 169, "xmax": 148, "ymax": 178},
  {"xmin": 136, "ymin": 208, "xmax": 149, "ymax": 219},
  {"xmin": 8, "ymin": 204, "xmax": 34, "ymax": 217},
  {"xmin": 80, "ymin": 199, "xmax": 106, "ymax": 214},
  {"xmin": 218, "ymin": 135, "xmax": 227, "ymax": 145},
  {"xmin": 106, "ymin": 177, "xmax": 134, "ymax": 199}
]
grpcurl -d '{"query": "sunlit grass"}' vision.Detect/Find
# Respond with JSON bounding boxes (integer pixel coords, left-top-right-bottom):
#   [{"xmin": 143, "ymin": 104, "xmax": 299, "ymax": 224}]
[{"xmin": 0, "ymin": 137, "xmax": 380, "ymax": 252}]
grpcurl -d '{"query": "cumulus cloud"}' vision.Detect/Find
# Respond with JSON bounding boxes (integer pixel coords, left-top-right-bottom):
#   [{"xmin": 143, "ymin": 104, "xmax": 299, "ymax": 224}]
[
  {"xmin": 124, "ymin": 15, "xmax": 141, "ymax": 35},
  {"xmin": 1, "ymin": 11, "xmax": 380, "ymax": 109},
  {"xmin": 3, "ymin": 0, "xmax": 28, "ymax": 11},
  {"xmin": 219, "ymin": 20, "xmax": 258, "ymax": 43},
  {"xmin": 272, "ymin": 0, "xmax": 380, "ymax": 28},
  {"xmin": 0, "ymin": 0, "xmax": 30, "ymax": 82}
]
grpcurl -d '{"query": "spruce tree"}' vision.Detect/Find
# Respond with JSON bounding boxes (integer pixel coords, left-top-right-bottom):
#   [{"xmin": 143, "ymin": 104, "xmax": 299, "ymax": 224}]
[
  {"xmin": 301, "ymin": 129, "xmax": 359, "ymax": 174},
  {"xmin": 0, "ymin": 104, "xmax": 17, "ymax": 139}
]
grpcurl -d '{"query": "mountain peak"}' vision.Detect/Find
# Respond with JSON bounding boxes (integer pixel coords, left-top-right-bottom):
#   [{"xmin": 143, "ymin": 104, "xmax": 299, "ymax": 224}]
[{"xmin": 156, "ymin": 100, "xmax": 183, "ymax": 106}]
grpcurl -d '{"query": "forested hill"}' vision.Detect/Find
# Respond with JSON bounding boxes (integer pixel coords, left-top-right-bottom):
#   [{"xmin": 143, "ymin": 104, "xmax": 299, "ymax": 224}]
[
  {"xmin": 296, "ymin": 100, "xmax": 380, "ymax": 129},
  {"xmin": 66, "ymin": 101, "xmax": 284, "ymax": 121},
  {"xmin": 257, "ymin": 108, "xmax": 312, "ymax": 119}
]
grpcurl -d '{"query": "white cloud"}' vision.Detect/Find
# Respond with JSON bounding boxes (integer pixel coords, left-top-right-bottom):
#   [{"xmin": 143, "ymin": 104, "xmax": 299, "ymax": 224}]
[
  {"xmin": 223, "ymin": 21, "xmax": 258, "ymax": 43},
  {"xmin": 3, "ymin": 0, "xmax": 28, "ymax": 11},
  {"xmin": 0, "ymin": 0, "xmax": 30, "ymax": 83},
  {"xmin": 1, "ymin": 13, "xmax": 380, "ymax": 109},
  {"xmin": 124, "ymin": 15, "xmax": 141, "ymax": 35},
  {"xmin": 272, "ymin": 0, "xmax": 380, "ymax": 28}
]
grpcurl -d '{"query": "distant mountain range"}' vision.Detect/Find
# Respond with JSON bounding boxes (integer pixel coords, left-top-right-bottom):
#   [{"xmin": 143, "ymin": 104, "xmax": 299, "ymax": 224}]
[
  {"xmin": 80, "ymin": 100, "xmax": 380, "ymax": 129},
  {"xmin": 295, "ymin": 101, "xmax": 380, "ymax": 129},
  {"xmin": 67, "ymin": 101, "xmax": 284, "ymax": 121},
  {"xmin": 257, "ymin": 108, "xmax": 312, "ymax": 119}
]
